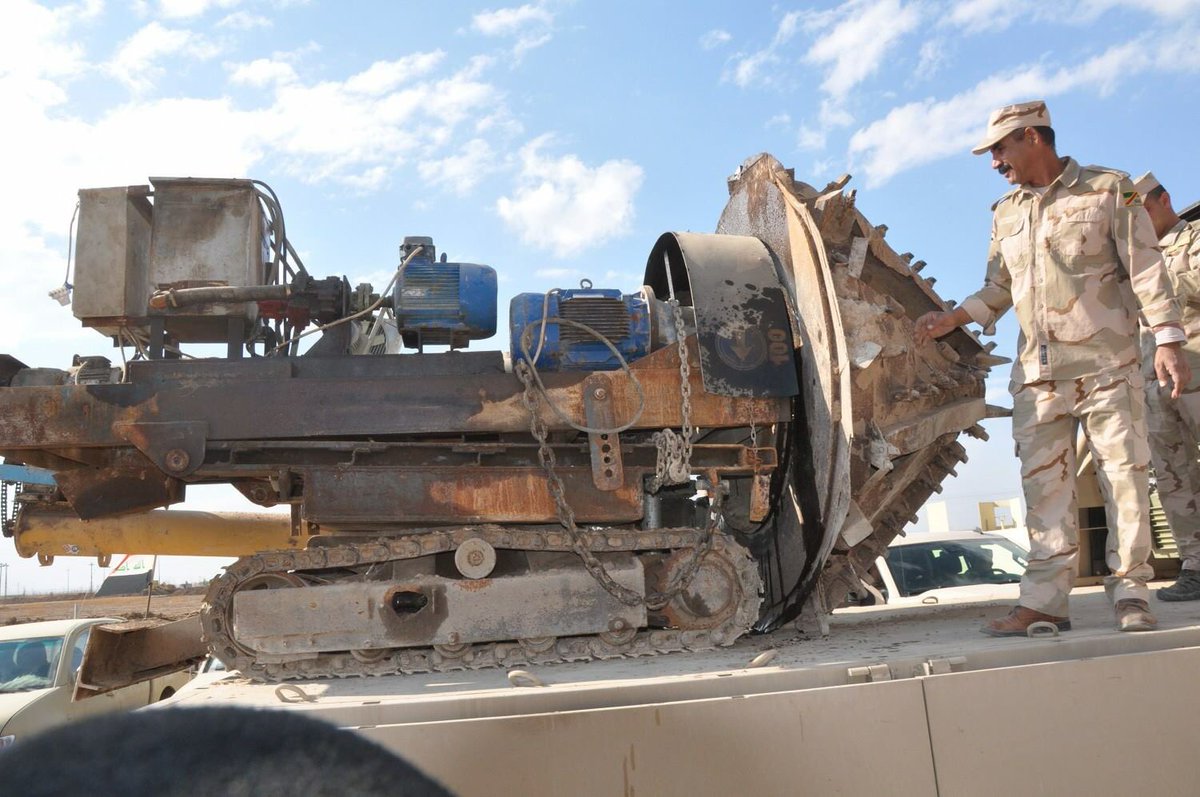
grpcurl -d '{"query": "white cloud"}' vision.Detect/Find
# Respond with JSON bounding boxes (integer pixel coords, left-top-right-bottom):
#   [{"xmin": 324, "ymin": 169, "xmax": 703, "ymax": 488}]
[
  {"xmin": 263, "ymin": 57, "xmax": 499, "ymax": 186},
  {"xmin": 158, "ymin": 0, "xmax": 240, "ymax": 19},
  {"xmin": 725, "ymin": 10, "xmax": 801, "ymax": 89},
  {"xmin": 418, "ymin": 139, "xmax": 496, "ymax": 195},
  {"xmin": 811, "ymin": 158, "xmax": 836, "ymax": 179},
  {"xmin": 845, "ymin": 31, "xmax": 1190, "ymax": 185},
  {"xmin": 804, "ymin": 0, "xmax": 922, "ymax": 99},
  {"xmin": 337, "ymin": 165, "xmax": 389, "ymax": 193},
  {"xmin": 474, "ymin": 106, "xmax": 524, "ymax": 137},
  {"xmin": 471, "ymin": 3, "xmax": 554, "ymax": 59},
  {"xmin": 944, "ymin": 0, "xmax": 1034, "ymax": 34},
  {"xmin": 728, "ymin": 49, "xmax": 776, "ymax": 90},
  {"xmin": 699, "ymin": 29, "xmax": 732, "ymax": 50},
  {"xmin": 229, "ymin": 57, "xmax": 296, "ymax": 86},
  {"xmin": 797, "ymin": 124, "xmax": 826, "ymax": 151},
  {"xmin": 943, "ymin": 0, "xmax": 1200, "ymax": 33},
  {"xmin": 0, "ymin": 1, "xmax": 89, "ymax": 83},
  {"xmin": 107, "ymin": 22, "xmax": 221, "ymax": 93},
  {"xmin": 727, "ymin": 2, "xmax": 921, "ymax": 96},
  {"xmin": 914, "ymin": 39, "xmax": 947, "ymax": 80},
  {"xmin": 1071, "ymin": 0, "xmax": 1200, "ymax": 20},
  {"xmin": 496, "ymin": 135, "xmax": 644, "ymax": 257},
  {"xmin": 472, "ymin": 4, "xmax": 552, "ymax": 35},
  {"xmin": 511, "ymin": 32, "xmax": 552, "ymax": 60},
  {"xmin": 819, "ymin": 98, "xmax": 853, "ymax": 127},
  {"xmin": 342, "ymin": 52, "xmax": 446, "ymax": 95},
  {"xmin": 765, "ymin": 112, "xmax": 792, "ymax": 130},
  {"xmin": 217, "ymin": 10, "xmax": 271, "ymax": 28}
]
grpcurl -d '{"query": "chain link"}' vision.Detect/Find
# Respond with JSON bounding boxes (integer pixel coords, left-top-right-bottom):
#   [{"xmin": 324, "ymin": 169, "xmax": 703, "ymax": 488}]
[
  {"xmin": 649, "ymin": 300, "xmax": 695, "ymax": 492},
  {"xmin": 671, "ymin": 298, "xmax": 693, "ymax": 466},
  {"xmin": 514, "ymin": 358, "xmax": 719, "ymax": 611},
  {"xmin": 0, "ymin": 481, "xmax": 17, "ymax": 537},
  {"xmin": 515, "ymin": 360, "xmax": 645, "ymax": 606},
  {"xmin": 649, "ymin": 430, "xmax": 688, "ymax": 490}
]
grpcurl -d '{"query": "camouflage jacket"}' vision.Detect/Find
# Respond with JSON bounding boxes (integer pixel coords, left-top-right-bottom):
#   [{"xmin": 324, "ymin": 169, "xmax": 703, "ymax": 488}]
[
  {"xmin": 1141, "ymin": 217, "xmax": 1200, "ymax": 380},
  {"xmin": 1161, "ymin": 218, "xmax": 1200, "ymax": 341},
  {"xmin": 961, "ymin": 157, "xmax": 1181, "ymax": 387}
]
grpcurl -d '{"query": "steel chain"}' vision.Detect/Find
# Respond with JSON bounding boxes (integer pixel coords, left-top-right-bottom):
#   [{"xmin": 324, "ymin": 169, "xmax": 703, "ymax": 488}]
[
  {"xmin": 649, "ymin": 430, "xmax": 688, "ymax": 490},
  {"xmin": 672, "ymin": 299, "xmax": 694, "ymax": 462},
  {"xmin": 515, "ymin": 359, "xmax": 645, "ymax": 607},
  {"xmin": 0, "ymin": 481, "xmax": 17, "ymax": 537},
  {"xmin": 513, "ymin": 358, "xmax": 720, "ymax": 611},
  {"xmin": 649, "ymin": 300, "xmax": 695, "ymax": 492}
]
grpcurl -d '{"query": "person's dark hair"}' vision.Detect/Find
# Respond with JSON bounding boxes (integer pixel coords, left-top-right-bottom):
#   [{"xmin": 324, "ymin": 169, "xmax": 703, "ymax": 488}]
[
  {"xmin": 0, "ymin": 706, "xmax": 453, "ymax": 797},
  {"xmin": 1147, "ymin": 185, "xmax": 1166, "ymax": 202},
  {"xmin": 1009, "ymin": 125, "xmax": 1055, "ymax": 149}
]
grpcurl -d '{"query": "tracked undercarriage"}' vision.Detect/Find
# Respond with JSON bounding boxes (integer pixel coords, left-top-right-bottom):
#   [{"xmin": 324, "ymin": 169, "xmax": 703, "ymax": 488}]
[
  {"xmin": 0, "ymin": 155, "xmax": 1003, "ymax": 681},
  {"xmin": 202, "ymin": 527, "xmax": 761, "ymax": 679}
]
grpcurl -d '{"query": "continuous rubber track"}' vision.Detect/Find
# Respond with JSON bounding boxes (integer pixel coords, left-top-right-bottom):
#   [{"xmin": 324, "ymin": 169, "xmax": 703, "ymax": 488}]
[{"xmin": 201, "ymin": 526, "xmax": 762, "ymax": 681}]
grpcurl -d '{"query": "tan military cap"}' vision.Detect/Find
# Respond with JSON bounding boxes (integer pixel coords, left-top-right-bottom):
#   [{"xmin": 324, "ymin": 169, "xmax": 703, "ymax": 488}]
[
  {"xmin": 971, "ymin": 100, "xmax": 1052, "ymax": 155},
  {"xmin": 1133, "ymin": 171, "xmax": 1162, "ymax": 195}
]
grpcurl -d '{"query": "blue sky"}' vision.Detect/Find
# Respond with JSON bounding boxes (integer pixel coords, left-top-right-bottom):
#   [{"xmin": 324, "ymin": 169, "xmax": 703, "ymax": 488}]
[{"xmin": 2, "ymin": 0, "xmax": 1198, "ymax": 593}]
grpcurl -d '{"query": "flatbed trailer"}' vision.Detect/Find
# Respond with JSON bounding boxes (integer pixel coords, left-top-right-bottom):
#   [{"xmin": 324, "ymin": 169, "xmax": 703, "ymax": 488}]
[{"xmin": 154, "ymin": 585, "xmax": 1200, "ymax": 796}]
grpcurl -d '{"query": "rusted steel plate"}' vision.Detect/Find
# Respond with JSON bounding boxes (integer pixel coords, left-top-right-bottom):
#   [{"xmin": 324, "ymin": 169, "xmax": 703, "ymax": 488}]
[
  {"xmin": 878, "ymin": 397, "xmax": 986, "ymax": 457},
  {"xmin": 233, "ymin": 555, "xmax": 646, "ymax": 654},
  {"xmin": 0, "ymin": 345, "xmax": 789, "ymax": 453},
  {"xmin": 0, "ymin": 384, "xmax": 152, "ymax": 450},
  {"xmin": 114, "ymin": 421, "xmax": 208, "ymax": 478},
  {"xmin": 75, "ymin": 615, "xmax": 206, "ymax": 699},
  {"xmin": 583, "ymin": 372, "xmax": 624, "ymax": 491},
  {"xmin": 55, "ymin": 461, "xmax": 184, "ymax": 519},
  {"xmin": 303, "ymin": 467, "xmax": 644, "ymax": 525}
]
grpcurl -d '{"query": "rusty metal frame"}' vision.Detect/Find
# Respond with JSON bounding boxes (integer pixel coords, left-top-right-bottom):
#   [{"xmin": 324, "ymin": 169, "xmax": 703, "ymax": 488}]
[{"xmin": 75, "ymin": 616, "xmax": 206, "ymax": 699}]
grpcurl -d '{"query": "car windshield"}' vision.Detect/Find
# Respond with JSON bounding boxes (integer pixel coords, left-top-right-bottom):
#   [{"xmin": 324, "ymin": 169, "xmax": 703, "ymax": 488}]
[
  {"xmin": 0, "ymin": 635, "xmax": 64, "ymax": 693},
  {"xmin": 886, "ymin": 538, "xmax": 1028, "ymax": 598}
]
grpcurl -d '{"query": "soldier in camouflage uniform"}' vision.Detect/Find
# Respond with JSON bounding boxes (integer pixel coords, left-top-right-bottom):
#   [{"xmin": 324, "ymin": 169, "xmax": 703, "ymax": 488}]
[
  {"xmin": 1134, "ymin": 171, "xmax": 1200, "ymax": 601},
  {"xmin": 915, "ymin": 100, "xmax": 1190, "ymax": 635}
]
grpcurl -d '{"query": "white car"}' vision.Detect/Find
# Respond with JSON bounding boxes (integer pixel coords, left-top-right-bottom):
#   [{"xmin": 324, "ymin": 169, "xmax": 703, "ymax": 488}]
[
  {"xmin": 848, "ymin": 531, "xmax": 1028, "ymax": 607},
  {"xmin": 0, "ymin": 618, "xmax": 192, "ymax": 748}
]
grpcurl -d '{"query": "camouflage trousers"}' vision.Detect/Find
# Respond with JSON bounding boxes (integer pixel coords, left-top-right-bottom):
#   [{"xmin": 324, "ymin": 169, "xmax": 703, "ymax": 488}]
[
  {"xmin": 1012, "ymin": 367, "xmax": 1154, "ymax": 617},
  {"xmin": 1145, "ymin": 381, "xmax": 1200, "ymax": 571}
]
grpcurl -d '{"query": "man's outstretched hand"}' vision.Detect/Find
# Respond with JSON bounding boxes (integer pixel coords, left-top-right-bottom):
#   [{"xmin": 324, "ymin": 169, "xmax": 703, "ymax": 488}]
[{"xmin": 914, "ymin": 307, "xmax": 968, "ymax": 345}]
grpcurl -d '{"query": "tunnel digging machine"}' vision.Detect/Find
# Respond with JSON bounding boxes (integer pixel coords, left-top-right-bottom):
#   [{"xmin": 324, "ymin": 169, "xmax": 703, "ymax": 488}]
[{"xmin": 0, "ymin": 156, "xmax": 1003, "ymax": 678}]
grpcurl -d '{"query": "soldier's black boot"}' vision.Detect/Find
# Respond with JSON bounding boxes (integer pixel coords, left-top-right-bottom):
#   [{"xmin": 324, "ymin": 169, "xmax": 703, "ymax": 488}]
[{"xmin": 1156, "ymin": 569, "xmax": 1200, "ymax": 602}]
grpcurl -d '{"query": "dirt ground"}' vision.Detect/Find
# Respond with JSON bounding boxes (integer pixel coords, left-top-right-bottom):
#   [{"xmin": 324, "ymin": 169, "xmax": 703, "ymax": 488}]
[{"xmin": 0, "ymin": 592, "xmax": 204, "ymax": 625}]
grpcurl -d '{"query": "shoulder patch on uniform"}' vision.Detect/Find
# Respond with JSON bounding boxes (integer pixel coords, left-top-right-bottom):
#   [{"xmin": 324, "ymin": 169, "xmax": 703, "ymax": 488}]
[
  {"xmin": 1083, "ymin": 164, "xmax": 1130, "ymax": 179},
  {"xmin": 991, "ymin": 188, "xmax": 1019, "ymax": 212},
  {"xmin": 1122, "ymin": 190, "xmax": 1142, "ymax": 207}
]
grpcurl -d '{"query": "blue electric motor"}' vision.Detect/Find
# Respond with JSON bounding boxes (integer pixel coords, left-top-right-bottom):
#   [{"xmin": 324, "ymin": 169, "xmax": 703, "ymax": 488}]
[
  {"xmin": 392, "ymin": 237, "xmax": 497, "ymax": 350},
  {"xmin": 510, "ymin": 284, "xmax": 652, "ymax": 371}
]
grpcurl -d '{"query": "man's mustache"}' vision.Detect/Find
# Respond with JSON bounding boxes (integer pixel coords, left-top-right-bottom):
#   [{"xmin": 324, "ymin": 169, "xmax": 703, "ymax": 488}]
[{"xmin": 997, "ymin": 163, "xmax": 1013, "ymax": 176}]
